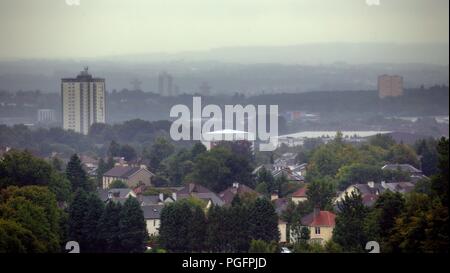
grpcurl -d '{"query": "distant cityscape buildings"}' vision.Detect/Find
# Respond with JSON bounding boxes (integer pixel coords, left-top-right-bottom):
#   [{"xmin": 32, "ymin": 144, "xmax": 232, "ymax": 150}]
[
  {"xmin": 37, "ymin": 109, "xmax": 56, "ymax": 124},
  {"xmin": 378, "ymin": 75, "xmax": 404, "ymax": 99},
  {"xmin": 158, "ymin": 71, "xmax": 177, "ymax": 96},
  {"xmin": 198, "ymin": 81, "xmax": 211, "ymax": 95},
  {"xmin": 61, "ymin": 67, "xmax": 106, "ymax": 135}
]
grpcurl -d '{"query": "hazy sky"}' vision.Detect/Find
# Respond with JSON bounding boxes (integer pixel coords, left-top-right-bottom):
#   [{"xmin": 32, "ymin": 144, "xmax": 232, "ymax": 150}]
[{"xmin": 0, "ymin": 0, "xmax": 448, "ymax": 59}]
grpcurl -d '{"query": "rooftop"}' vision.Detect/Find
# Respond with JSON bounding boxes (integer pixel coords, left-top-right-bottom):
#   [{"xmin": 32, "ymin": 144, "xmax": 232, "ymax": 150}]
[{"xmin": 301, "ymin": 210, "xmax": 336, "ymax": 227}]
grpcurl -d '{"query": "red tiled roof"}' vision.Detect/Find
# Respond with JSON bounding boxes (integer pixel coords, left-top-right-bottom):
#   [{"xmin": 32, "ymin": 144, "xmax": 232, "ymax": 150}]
[
  {"xmin": 301, "ymin": 211, "xmax": 336, "ymax": 227},
  {"xmin": 292, "ymin": 187, "xmax": 307, "ymax": 197}
]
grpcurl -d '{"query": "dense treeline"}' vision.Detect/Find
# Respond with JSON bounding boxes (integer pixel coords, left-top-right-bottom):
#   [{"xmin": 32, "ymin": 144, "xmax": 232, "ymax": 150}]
[
  {"xmin": 159, "ymin": 196, "xmax": 279, "ymax": 253},
  {"xmin": 0, "ymin": 150, "xmax": 148, "ymax": 252},
  {"xmin": 281, "ymin": 137, "xmax": 448, "ymax": 253},
  {"xmin": 0, "ymin": 119, "xmax": 173, "ymax": 158},
  {"xmin": 249, "ymin": 86, "xmax": 449, "ymax": 115}
]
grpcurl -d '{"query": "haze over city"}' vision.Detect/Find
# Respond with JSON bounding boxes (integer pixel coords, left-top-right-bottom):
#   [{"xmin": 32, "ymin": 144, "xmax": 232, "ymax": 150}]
[
  {"xmin": 0, "ymin": 0, "xmax": 449, "ymax": 258},
  {"xmin": 0, "ymin": 0, "xmax": 448, "ymax": 62}
]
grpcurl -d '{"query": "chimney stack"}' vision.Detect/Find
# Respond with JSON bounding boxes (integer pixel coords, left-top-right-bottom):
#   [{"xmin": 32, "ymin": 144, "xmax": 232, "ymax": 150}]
[
  {"xmin": 172, "ymin": 192, "xmax": 177, "ymax": 201},
  {"xmin": 270, "ymin": 191, "xmax": 278, "ymax": 201},
  {"xmin": 314, "ymin": 206, "xmax": 320, "ymax": 217}
]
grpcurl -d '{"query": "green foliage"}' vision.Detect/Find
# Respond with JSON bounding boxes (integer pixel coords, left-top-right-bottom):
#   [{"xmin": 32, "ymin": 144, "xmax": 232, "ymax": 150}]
[
  {"xmin": 248, "ymin": 240, "xmax": 278, "ymax": 253},
  {"xmin": 0, "ymin": 219, "xmax": 43, "ymax": 253},
  {"xmin": 414, "ymin": 138, "xmax": 439, "ymax": 176},
  {"xmin": 96, "ymin": 157, "xmax": 114, "ymax": 186},
  {"xmin": 385, "ymin": 138, "xmax": 449, "ymax": 253},
  {"xmin": 68, "ymin": 190, "xmax": 105, "ymax": 252},
  {"xmin": 255, "ymin": 167, "xmax": 276, "ymax": 193},
  {"xmin": 0, "ymin": 150, "xmax": 53, "ymax": 188},
  {"xmin": 109, "ymin": 180, "xmax": 128, "ymax": 189},
  {"xmin": 255, "ymin": 182, "xmax": 269, "ymax": 195},
  {"xmin": 190, "ymin": 146, "xmax": 254, "ymax": 192},
  {"xmin": 98, "ymin": 202, "xmax": 122, "ymax": 252},
  {"xmin": 387, "ymin": 143, "xmax": 420, "ymax": 168},
  {"xmin": 335, "ymin": 163, "xmax": 383, "ymax": 190},
  {"xmin": 119, "ymin": 197, "xmax": 149, "ymax": 253},
  {"xmin": 159, "ymin": 201, "xmax": 205, "ymax": 252},
  {"xmin": 369, "ymin": 134, "xmax": 396, "ymax": 149},
  {"xmin": 364, "ymin": 191, "xmax": 405, "ymax": 247},
  {"xmin": 306, "ymin": 176, "xmax": 336, "ymax": 210},
  {"xmin": 248, "ymin": 198, "xmax": 280, "ymax": 243},
  {"xmin": 0, "ymin": 186, "xmax": 62, "ymax": 252},
  {"xmin": 144, "ymin": 137, "xmax": 175, "ymax": 172},
  {"xmin": 66, "ymin": 154, "xmax": 92, "ymax": 192},
  {"xmin": 333, "ymin": 191, "xmax": 369, "ymax": 252}
]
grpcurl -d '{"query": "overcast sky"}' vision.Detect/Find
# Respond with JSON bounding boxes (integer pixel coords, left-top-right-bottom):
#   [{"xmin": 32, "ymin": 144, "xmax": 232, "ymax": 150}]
[{"xmin": 0, "ymin": 0, "xmax": 448, "ymax": 60}]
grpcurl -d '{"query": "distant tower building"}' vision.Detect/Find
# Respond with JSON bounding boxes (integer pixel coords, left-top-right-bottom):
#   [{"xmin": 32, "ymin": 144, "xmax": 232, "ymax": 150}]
[
  {"xmin": 37, "ymin": 109, "xmax": 56, "ymax": 123},
  {"xmin": 199, "ymin": 81, "xmax": 211, "ymax": 95},
  {"xmin": 61, "ymin": 67, "xmax": 106, "ymax": 135},
  {"xmin": 158, "ymin": 71, "xmax": 174, "ymax": 96},
  {"xmin": 130, "ymin": 78, "xmax": 142, "ymax": 91},
  {"xmin": 378, "ymin": 75, "xmax": 404, "ymax": 98}
]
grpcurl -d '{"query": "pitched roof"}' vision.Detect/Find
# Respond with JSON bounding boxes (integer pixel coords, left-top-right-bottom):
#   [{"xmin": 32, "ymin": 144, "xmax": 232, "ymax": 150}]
[
  {"xmin": 140, "ymin": 195, "xmax": 161, "ymax": 205},
  {"xmin": 362, "ymin": 194, "xmax": 379, "ymax": 207},
  {"xmin": 218, "ymin": 183, "xmax": 259, "ymax": 205},
  {"xmin": 96, "ymin": 188, "xmax": 134, "ymax": 202},
  {"xmin": 383, "ymin": 182, "xmax": 415, "ymax": 194},
  {"xmin": 252, "ymin": 164, "xmax": 274, "ymax": 175},
  {"xmin": 382, "ymin": 164, "xmax": 422, "ymax": 174},
  {"xmin": 292, "ymin": 187, "xmax": 307, "ymax": 198},
  {"xmin": 354, "ymin": 183, "xmax": 384, "ymax": 195},
  {"xmin": 301, "ymin": 211, "xmax": 336, "ymax": 227},
  {"xmin": 272, "ymin": 197, "xmax": 289, "ymax": 216},
  {"xmin": 103, "ymin": 166, "xmax": 153, "ymax": 179},
  {"xmin": 272, "ymin": 169, "xmax": 305, "ymax": 182},
  {"xmin": 177, "ymin": 183, "xmax": 224, "ymax": 206},
  {"xmin": 142, "ymin": 205, "xmax": 164, "ymax": 219}
]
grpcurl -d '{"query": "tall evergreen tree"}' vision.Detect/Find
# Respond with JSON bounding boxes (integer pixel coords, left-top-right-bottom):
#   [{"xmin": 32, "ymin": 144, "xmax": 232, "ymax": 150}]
[
  {"xmin": 66, "ymin": 154, "xmax": 91, "ymax": 192},
  {"xmin": 333, "ymin": 191, "xmax": 369, "ymax": 252},
  {"xmin": 119, "ymin": 197, "xmax": 148, "ymax": 253},
  {"xmin": 206, "ymin": 205, "xmax": 230, "ymax": 252},
  {"xmin": 82, "ymin": 193, "xmax": 105, "ymax": 252},
  {"xmin": 67, "ymin": 190, "xmax": 89, "ymax": 251},
  {"xmin": 188, "ymin": 205, "xmax": 206, "ymax": 252},
  {"xmin": 67, "ymin": 190, "xmax": 104, "ymax": 252},
  {"xmin": 248, "ymin": 198, "xmax": 279, "ymax": 243},
  {"xmin": 98, "ymin": 202, "xmax": 122, "ymax": 252}
]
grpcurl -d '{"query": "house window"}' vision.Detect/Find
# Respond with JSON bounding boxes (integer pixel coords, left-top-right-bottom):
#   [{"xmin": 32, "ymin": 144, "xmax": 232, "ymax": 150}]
[{"xmin": 315, "ymin": 227, "xmax": 321, "ymax": 235}]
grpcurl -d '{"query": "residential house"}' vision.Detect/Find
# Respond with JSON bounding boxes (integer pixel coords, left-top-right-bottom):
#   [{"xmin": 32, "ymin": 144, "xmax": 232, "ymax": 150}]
[
  {"xmin": 336, "ymin": 180, "xmax": 417, "ymax": 207},
  {"xmin": 0, "ymin": 146, "xmax": 11, "ymax": 159},
  {"xmin": 381, "ymin": 163, "xmax": 423, "ymax": 176},
  {"xmin": 272, "ymin": 197, "xmax": 289, "ymax": 216},
  {"xmin": 290, "ymin": 163, "xmax": 308, "ymax": 177},
  {"xmin": 278, "ymin": 220, "xmax": 288, "ymax": 243},
  {"xmin": 175, "ymin": 183, "xmax": 224, "ymax": 208},
  {"xmin": 139, "ymin": 193, "xmax": 174, "ymax": 206},
  {"xmin": 297, "ymin": 208, "xmax": 336, "ymax": 245},
  {"xmin": 274, "ymin": 152, "xmax": 297, "ymax": 167},
  {"xmin": 97, "ymin": 188, "xmax": 137, "ymax": 204},
  {"xmin": 272, "ymin": 168, "xmax": 305, "ymax": 183},
  {"xmin": 335, "ymin": 181, "xmax": 385, "ymax": 207},
  {"xmin": 252, "ymin": 164, "xmax": 275, "ymax": 175},
  {"xmin": 291, "ymin": 187, "xmax": 308, "ymax": 204},
  {"xmin": 381, "ymin": 181, "xmax": 416, "ymax": 194},
  {"xmin": 80, "ymin": 155, "xmax": 99, "ymax": 178},
  {"xmin": 102, "ymin": 165, "xmax": 154, "ymax": 189},
  {"xmin": 142, "ymin": 204, "xmax": 164, "ymax": 237},
  {"xmin": 218, "ymin": 182, "xmax": 260, "ymax": 206}
]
